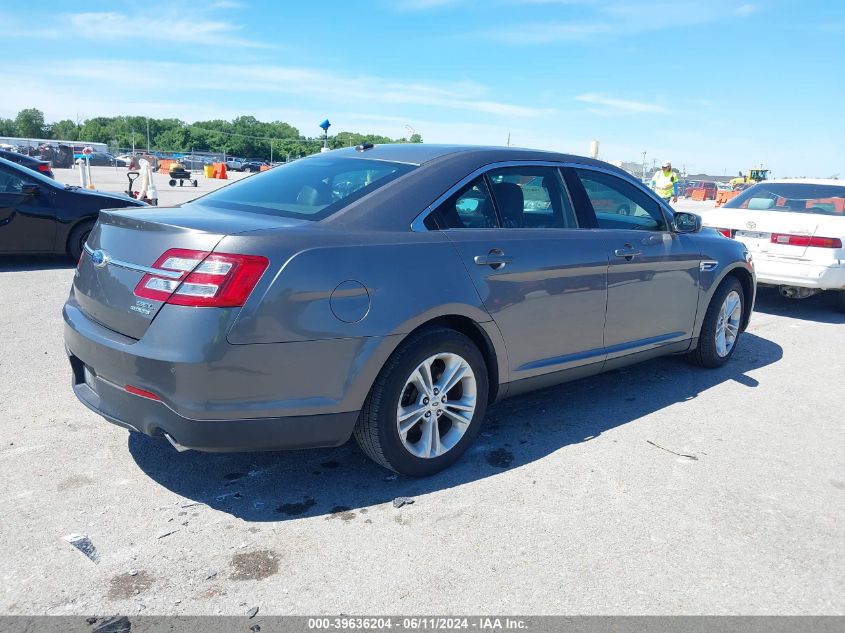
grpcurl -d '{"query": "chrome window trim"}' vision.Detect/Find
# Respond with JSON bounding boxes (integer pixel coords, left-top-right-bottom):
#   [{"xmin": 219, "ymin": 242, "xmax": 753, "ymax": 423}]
[
  {"xmin": 410, "ymin": 160, "xmax": 673, "ymax": 232},
  {"xmin": 83, "ymin": 243, "xmax": 184, "ymax": 279}
]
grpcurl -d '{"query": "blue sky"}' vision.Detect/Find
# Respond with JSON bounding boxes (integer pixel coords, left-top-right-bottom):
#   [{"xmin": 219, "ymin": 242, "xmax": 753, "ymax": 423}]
[{"xmin": 1, "ymin": 0, "xmax": 842, "ymax": 176}]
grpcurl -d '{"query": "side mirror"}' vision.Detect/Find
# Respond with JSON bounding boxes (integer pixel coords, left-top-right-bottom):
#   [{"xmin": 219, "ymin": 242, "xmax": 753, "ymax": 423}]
[
  {"xmin": 674, "ymin": 211, "xmax": 702, "ymax": 234},
  {"xmin": 21, "ymin": 184, "xmax": 40, "ymax": 198}
]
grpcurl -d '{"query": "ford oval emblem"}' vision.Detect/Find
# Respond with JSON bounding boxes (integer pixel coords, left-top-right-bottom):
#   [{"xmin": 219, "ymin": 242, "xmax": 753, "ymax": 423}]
[
  {"xmin": 746, "ymin": 221, "xmax": 757, "ymax": 229},
  {"xmin": 91, "ymin": 249, "xmax": 109, "ymax": 268}
]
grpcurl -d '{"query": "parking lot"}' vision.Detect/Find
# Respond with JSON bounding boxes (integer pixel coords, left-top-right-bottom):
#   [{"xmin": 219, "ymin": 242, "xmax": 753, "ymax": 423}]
[{"xmin": 0, "ymin": 167, "xmax": 843, "ymax": 616}]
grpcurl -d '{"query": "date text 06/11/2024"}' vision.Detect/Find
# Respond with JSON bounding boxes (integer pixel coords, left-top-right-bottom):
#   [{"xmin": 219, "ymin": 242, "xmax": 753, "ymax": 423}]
[{"xmin": 307, "ymin": 617, "xmax": 529, "ymax": 630}]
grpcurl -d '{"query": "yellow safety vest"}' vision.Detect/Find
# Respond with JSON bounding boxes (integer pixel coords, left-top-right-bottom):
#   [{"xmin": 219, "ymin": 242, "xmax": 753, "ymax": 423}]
[{"xmin": 652, "ymin": 170, "xmax": 677, "ymax": 198}]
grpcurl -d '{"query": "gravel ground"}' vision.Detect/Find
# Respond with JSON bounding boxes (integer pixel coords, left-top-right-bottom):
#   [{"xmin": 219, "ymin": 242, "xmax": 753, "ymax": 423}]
[{"xmin": 0, "ymin": 171, "xmax": 843, "ymax": 615}]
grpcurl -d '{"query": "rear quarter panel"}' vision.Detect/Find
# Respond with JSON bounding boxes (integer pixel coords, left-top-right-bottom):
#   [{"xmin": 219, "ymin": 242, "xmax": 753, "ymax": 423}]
[{"xmin": 225, "ymin": 229, "xmax": 494, "ymax": 345}]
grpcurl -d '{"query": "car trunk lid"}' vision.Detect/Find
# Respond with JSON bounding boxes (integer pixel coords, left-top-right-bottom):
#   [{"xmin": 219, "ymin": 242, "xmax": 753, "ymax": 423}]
[
  {"xmin": 72, "ymin": 205, "xmax": 303, "ymax": 340},
  {"xmin": 709, "ymin": 210, "xmax": 823, "ymax": 258}
]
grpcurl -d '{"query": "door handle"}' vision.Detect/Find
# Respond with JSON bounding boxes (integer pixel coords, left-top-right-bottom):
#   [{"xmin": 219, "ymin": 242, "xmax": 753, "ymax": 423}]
[
  {"xmin": 614, "ymin": 245, "xmax": 642, "ymax": 260},
  {"xmin": 474, "ymin": 249, "xmax": 512, "ymax": 270}
]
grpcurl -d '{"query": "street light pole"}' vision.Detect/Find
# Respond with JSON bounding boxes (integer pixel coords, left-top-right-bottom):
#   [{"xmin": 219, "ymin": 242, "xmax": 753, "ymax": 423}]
[
  {"xmin": 146, "ymin": 118, "xmax": 150, "ymax": 152},
  {"xmin": 642, "ymin": 151, "xmax": 647, "ymax": 180}
]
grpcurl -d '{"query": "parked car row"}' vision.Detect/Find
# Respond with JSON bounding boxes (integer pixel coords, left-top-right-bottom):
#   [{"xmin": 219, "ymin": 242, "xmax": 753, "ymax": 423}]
[
  {"xmin": 225, "ymin": 157, "xmax": 270, "ymax": 172},
  {"xmin": 681, "ymin": 180, "xmax": 718, "ymax": 199}
]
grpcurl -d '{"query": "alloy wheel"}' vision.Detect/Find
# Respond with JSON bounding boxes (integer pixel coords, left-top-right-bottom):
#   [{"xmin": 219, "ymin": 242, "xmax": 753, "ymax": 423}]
[
  {"xmin": 715, "ymin": 290, "xmax": 742, "ymax": 357},
  {"xmin": 395, "ymin": 352, "xmax": 477, "ymax": 459}
]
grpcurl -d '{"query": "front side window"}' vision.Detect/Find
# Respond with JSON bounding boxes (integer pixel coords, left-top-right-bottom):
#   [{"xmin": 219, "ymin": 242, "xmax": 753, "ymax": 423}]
[
  {"xmin": 425, "ymin": 177, "xmax": 499, "ymax": 229},
  {"xmin": 193, "ymin": 156, "xmax": 415, "ymax": 221},
  {"xmin": 723, "ymin": 183, "xmax": 845, "ymax": 216},
  {"xmin": 576, "ymin": 169, "xmax": 667, "ymax": 231},
  {"xmin": 487, "ymin": 166, "xmax": 577, "ymax": 229}
]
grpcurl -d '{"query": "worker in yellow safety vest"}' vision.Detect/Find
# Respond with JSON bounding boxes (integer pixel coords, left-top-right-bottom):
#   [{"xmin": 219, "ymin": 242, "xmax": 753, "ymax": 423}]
[{"xmin": 651, "ymin": 160, "xmax": 678, "ymax": 204}]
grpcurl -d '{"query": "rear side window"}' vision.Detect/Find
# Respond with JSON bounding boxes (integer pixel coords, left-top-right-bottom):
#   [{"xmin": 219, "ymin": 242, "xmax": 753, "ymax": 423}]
[
  {"xmin": 487, "ymin": 166, "xmax": 578, "ymax": 229},
  {"xmin": 194, "ymin": 157, "xmax": 415, "ymax": 221},
  {"xmin": 724, "ymin": 183, "xmax": 845, "ymax": 215},
  {"xmin": 425, "ymin": 177, "xmax": 499, "ymax": 229},
  {"xmin": 576, "ymin": 169, "xmax": 667, "ymax": 231}
]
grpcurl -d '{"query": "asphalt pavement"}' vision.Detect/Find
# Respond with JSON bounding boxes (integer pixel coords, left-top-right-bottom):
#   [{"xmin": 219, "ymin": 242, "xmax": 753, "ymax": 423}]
[{"xmin": 0, "ymin": 170, "xmax": 843, "ymax": 615}]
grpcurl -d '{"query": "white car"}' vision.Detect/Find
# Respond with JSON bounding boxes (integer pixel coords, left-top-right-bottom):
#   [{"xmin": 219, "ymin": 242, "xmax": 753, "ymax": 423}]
[{"xmin": 700, "ymin": 179, "xmax": 845, "ymax": 311}]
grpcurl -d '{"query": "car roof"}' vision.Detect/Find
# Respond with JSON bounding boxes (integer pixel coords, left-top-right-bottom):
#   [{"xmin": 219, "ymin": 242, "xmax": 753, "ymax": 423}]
[
  {"xmin": 330, "ymin": 143, "xmax": 611, "ymax": 169},
  {"xmin": 0, "ymin": 149, "xmax": 45, "ymax": 163},
  {"xmin": 762, "ymin": 178, "xmax": 845, "ymax": 186},
  {"xmin": 322, "ymin": 144, "xmax": 634, "ymax": 231}
]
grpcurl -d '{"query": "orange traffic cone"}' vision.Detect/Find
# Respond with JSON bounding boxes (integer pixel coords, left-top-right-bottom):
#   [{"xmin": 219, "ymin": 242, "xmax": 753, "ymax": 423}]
[{"xmin": 217, "ymin": 163, "xmax": 228, "ymax": 180}]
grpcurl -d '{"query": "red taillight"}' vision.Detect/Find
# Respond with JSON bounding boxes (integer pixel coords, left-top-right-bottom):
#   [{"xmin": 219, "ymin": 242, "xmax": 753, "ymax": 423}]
[
  {"xmin": 134, "ymin": 248, "xmax": 269, "ymax": 307},
  {"xmin": 770, "ymin": 233, "xmax": 842, "ymax": 249},
  {"xmin": 715, "ymin": 228, "xmax": 733, "ymax": 238},
  {"xmin": 125, "ymin": 384, "xmax": 161, "ymax": 400},
  {"xmin": 37, "ymin": 163, "xmax": 51, "ymax": 173}
]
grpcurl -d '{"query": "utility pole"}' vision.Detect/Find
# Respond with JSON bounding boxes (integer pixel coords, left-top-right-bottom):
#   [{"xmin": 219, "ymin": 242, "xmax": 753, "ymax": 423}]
[
  {"xmin": 146, "ymin": 118, "xmax": 150, "ymax": 152},
  {"xmin": 642, "ymin": 151, "xmax": 647, "ymax": 179}
]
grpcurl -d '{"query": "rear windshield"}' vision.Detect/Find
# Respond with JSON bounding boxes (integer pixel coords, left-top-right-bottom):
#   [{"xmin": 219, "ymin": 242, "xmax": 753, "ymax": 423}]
[
  {"xmin": 192, "ymin": 156, "xmax": 415, "ymax": 220},
  {"xmin": 724, "ymin": 183, "xmax": 845, "ymax": 216}
]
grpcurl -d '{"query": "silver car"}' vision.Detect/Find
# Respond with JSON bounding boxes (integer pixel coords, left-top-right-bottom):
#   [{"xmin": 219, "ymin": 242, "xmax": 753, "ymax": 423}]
[{"xmin": 64, "ymin": 145, "xmax": 755, "ymax": 476}]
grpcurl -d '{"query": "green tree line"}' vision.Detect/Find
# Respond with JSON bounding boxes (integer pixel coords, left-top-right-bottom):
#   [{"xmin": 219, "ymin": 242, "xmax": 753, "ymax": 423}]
[{"xmin": 0, "ymin": 108, "xmax": 423, "ymax": 161}]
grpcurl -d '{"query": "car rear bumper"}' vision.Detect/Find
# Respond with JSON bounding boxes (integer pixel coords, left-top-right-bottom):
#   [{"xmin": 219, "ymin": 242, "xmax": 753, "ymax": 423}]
[
  {"xmin": 63, "ymin": 295, "xmax": 400, "ymax": 452},
  {"xmin": 754, "ymin": 257, "xmax": 845, "ymax": 289},
  {"xmin": 68, "ymin": 356, "xmax": 358, "ymax": 451}
]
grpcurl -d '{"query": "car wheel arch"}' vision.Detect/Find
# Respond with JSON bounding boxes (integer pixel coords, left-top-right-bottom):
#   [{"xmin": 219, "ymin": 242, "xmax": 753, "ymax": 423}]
[
  {"xmin": 724, "ymin": 267, "xmax": 754, "ymax": 331},
  {"xmin": 697, "ymin": 264, "xmax": 754, "ymax": 337},
  {"xmin": 65, "ymin": 217, "xmax": 97, "ymax": 258},
  {"xmin": 375, "ymin": 315, "xmax": 503, "ymax": 406}
]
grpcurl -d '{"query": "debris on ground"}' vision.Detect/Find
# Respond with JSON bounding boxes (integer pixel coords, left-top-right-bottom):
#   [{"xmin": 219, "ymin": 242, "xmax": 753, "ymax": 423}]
[
  {"xmin": 393, "ymin": 497, "xmax": 415, "ymax": 508},
  {"xmin": 646, "ymin": 440, "xmax": 699, "ymax": 460},
  {"xmin": 247, "ymin": 606, "xmax": 259, "ymax": 618},
  {"xmin": 64, "ymin": 533, "xmax": 100, "ymax": 563},
  {"xmin": 205, "ymin": 569, "xmax": 218, "ymax": 580},
  {"xmin": 156, "ymin": 528, "xmax": 180, "ymax": 539}
]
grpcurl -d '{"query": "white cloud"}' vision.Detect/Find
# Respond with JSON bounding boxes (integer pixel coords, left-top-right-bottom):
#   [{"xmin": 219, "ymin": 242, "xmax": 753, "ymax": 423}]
[
  {"xmin": 0, "ymin": 10, "xmax": 270, "ymax": 49},
  {"xmin": 209, "ymin": 0, "xmax": 244, "ymax": 8},
  {"xmin": 394, "ymin": 0, "xmax": 463, "ymax": 9},
  {"xmin": 65, "ymin": 11, "xmax": 269, "ymax": 48},
  {"xmin": 575, "ymin": 93, "xmax": 669, "ymax": 114},
  {"xmin": 485, "ymin": 21, "xmax": 613, "ymax": 43},
  {"xmin": 10, "ymin": 59, "xmax": 554, "ymax": 120},
  {"xmin": 482, "ymin": 0, "xmax": 761, "ymax": 43}
]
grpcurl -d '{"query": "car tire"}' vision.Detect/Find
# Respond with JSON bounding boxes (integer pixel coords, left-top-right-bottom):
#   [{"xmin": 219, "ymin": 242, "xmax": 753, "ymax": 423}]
[
  {"xmin": 354, "ymin": 327, "xmax": 489, "ymax": 476},
  {"xmin": 690, "ymin": 276, "xmax": 745, "ymax": 368},
  {"xmin": 67, "ymin": 221, "xmax": 94, "ymax": 262}
]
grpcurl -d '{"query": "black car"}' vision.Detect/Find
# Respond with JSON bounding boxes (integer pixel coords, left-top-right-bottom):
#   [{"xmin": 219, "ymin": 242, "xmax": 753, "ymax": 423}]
[
  {"xmin": 243, "ymin": 158, "xmax": 269, "ymax": 172},
  {"xmin": 84, "ymin": 152, "xmax": 127, "ymax": 167},
  {"xmin": 0, "ymin": 149, "xmax": 55, "ymax": 179},
  {"xmin": 0, "ymin": 157, "xmax": 146, "ymax": 260}
]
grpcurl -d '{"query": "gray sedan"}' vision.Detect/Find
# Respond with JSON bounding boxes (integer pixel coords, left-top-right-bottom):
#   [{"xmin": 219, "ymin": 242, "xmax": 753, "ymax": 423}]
[{"xmin": 64, "ymin": 144, "xmax": 755, "ymax": 476}]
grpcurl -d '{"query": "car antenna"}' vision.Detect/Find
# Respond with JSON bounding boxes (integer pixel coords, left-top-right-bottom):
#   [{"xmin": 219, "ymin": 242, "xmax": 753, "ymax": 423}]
[{"xmin": 355, "ymin": 142, "xmax": 375, "ymax": 152}]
